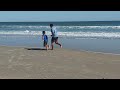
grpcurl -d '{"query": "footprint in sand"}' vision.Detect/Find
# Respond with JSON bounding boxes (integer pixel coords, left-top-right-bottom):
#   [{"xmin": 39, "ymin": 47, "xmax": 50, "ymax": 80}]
[
  {"xmin": 9, "ymin": 56, "xmax": 15, "ymax": 62},
  {"xmin": 18, "ymin": 54, "xmax": 25, "ymax": 60},
  {"xmin": 8, "ymin": 49, "xmax": 16, "ymax": 52},
  {"xmin": 6, "ymin": 49, "xmax": 18, "ymax": 54},
  {"xmin": 81, "ymin": 65, "xmax": 87, "ymax": 68}
]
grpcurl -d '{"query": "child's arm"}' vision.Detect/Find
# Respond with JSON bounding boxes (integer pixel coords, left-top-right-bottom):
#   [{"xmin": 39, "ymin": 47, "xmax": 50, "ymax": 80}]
[{"xmin": 42, "ymin": 35, "xmax": 44, "ymax": 41}]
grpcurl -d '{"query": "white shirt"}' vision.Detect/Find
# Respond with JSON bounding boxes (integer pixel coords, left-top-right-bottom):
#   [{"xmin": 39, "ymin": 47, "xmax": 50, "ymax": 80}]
[{"xmin": 51, "ymin": 27, "xmax": 58, "ymax": 37}]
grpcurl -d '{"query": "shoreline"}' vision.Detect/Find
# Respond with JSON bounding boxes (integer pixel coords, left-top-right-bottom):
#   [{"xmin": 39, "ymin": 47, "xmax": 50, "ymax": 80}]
[
  {"xmin": 1, "ymin": 34, "xmax": 120, "ymax": 55},
  {"xmin": 1, "ymin": 45, "xmax": 120, "ymax": 56},
  {"xmin": 1, "ymin": 44, "xmax": 120, "ymax": 56}
]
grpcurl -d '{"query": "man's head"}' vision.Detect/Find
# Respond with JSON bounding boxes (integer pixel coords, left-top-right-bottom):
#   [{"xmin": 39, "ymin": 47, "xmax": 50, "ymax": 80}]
[{"xmin": 50, "ymin": 24, "xmax": 53, "ymax": 28}]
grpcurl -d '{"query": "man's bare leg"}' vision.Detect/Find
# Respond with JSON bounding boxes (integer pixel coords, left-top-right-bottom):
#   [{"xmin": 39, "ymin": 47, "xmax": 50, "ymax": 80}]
[{"xmin": 51, "ymin": 42, "xmax": 54, "ymax": 50}]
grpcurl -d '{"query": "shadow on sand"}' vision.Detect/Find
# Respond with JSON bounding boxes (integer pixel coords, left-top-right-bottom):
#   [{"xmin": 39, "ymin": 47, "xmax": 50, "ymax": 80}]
[{"xmin": 25, "ymin": 48, "xmax": 51, "ymax": 50}]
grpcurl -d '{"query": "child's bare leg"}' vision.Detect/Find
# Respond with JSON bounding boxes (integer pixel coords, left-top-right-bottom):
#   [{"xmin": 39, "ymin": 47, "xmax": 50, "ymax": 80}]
[
  {"xmin": 48, "ymin": 45, "xmax": 50, "ymax": 48},
  {"xmin": 46, "ymin": 45, "xmax": 48, "ymax": 50}
]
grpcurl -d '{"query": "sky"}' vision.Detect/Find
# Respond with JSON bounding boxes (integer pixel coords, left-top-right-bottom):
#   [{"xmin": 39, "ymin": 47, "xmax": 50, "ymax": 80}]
[{"xmin": 0, "ymin": 11, "xmax": 120, "ymax": 22}]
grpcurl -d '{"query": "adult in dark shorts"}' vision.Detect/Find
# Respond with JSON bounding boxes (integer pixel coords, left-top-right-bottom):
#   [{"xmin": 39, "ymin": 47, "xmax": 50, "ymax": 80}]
[{"xmin": 50, "ymin": 24, "xmax": 62, "ymax": 50}]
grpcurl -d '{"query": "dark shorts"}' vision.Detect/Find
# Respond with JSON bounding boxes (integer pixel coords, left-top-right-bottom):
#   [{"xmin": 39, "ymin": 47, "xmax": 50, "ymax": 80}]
[
  {"xmin": 51, "ymin": 37, "xmax": 58, "ymax": 43},
  {"xmin": 43, "ymin": 41, "xmax": 48, "ymax": 47}
]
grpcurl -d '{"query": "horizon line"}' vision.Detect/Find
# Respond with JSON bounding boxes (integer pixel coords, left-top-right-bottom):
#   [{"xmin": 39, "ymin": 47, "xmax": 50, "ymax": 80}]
[{"xmin": 0, "ymin": 20, "xmax": 119, "ymax": 22}]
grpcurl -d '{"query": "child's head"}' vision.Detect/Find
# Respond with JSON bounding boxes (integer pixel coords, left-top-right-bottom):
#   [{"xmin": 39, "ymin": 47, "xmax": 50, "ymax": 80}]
[{"xmin": 42, "ymin": 31, "xmax": 45, "ymax": 35}]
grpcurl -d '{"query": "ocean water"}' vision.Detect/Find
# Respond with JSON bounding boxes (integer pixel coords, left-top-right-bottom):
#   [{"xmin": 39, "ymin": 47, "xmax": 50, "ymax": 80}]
[{"xmin": 1, "ymin": 21, "xmax": 120, "ymax": 54}]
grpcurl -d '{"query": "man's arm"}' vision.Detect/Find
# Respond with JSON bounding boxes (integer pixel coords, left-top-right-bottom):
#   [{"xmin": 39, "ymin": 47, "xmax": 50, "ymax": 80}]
[{"xmin": 51, "ymin": 29, "xmax": 54, "ymax": 36}]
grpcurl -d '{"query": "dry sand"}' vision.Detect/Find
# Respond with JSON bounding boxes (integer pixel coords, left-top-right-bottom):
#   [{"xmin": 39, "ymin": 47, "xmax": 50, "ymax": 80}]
[{"xmin": 0, "ymin": 46, "xmax": 120, "ymax": 79}]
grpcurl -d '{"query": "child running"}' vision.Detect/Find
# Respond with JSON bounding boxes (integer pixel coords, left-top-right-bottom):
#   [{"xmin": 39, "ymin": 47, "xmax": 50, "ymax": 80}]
[{"xmin": 42, "ymin": 31, "xmax": 49, "ymax": 50}]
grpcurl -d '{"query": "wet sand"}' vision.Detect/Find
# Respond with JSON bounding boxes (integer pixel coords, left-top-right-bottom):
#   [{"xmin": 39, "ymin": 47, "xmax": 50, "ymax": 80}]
[{"xmin": 0, "ymin": 46, "xmax": 120, "ymax": 79}]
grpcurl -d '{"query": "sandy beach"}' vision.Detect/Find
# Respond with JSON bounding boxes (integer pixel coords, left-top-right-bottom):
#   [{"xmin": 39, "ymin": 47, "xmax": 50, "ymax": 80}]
[{"xmin": 0, "ymin": 46, "xmax": 120, "ymax": 79}]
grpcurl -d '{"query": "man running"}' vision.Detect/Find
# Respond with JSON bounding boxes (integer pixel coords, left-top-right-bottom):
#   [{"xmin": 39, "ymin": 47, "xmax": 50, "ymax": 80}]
[{"xmin": 50, "ymin": 24, "xmax": 62, "ymax": 50}]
